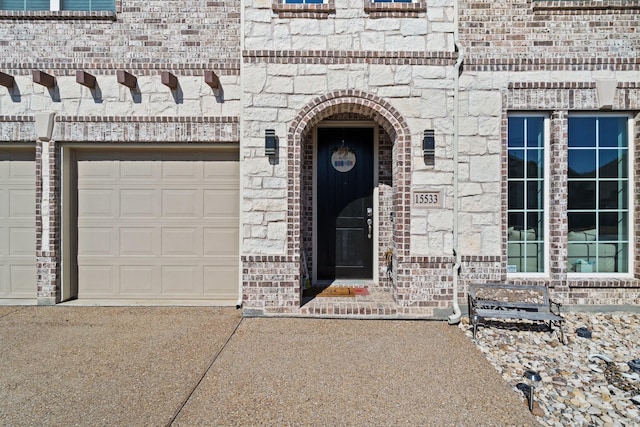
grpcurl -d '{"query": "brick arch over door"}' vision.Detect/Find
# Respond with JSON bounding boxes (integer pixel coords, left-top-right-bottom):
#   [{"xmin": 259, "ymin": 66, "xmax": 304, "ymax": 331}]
[{"xmin": 287, "ymin": 90, "xmax": 412, "ymax": 261}]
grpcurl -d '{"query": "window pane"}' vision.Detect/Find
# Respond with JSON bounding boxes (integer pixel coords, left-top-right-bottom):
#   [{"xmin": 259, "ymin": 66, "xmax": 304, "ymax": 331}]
[
  {"xmin": 599, "ymin": 181, "xmax": 627, "ymax": 210},
  {"xmin": 1, "ymin": 0, "xmax": 49, "ymax": 10},
  {"xmin": 508, "ymin": 212, "xmax": 524, "ymax": 231},
  {"xmin": 599, "ymin": 117, "xmax": 628, "ymax": 148},
  {"xmin": 508, "ymin": 150, "xmax": 524, "ymax": 178},
  {"xmin": 568, "ymin": 117, "xmax": 596, "ymax": 147},
  {"xmin": 526, "ymin": 117, "xmax": 544, "ymax": 148},
  {"xmin": 526, "ymin": 149, "xmax": 543, "ymax": 178},
  {"xmin": 599, "ymin": 150, "xmax": 627, "ymax": 179},
  {"xmin": 526, "ymin": 181, "xmax": 543, "ymax": 210},
  {"xmin": 61, "ymin": 0, "xmax": 115, "ymax": 11},
  {"xmin": 615, "ymin": 243, "xmax": 629, "ymax": 272},
  {"xmin": 568, "ymin": 181, "xmax": 596, "ymax": 210},
  {"xmin": 568, "ymin": 212, "xmax": 596, "ymax": 232},
  {"xmin": 508, "ymin": 181, "xmax": 524, "ymax": 209},
  {"xmin": 599, "ymin": 212, "xmax": 627, "ymax": 240},
  {"xmin": 508, "ymin": 118, "xmax": 524, "ymax": 148},
  {"xmin": 568, "ymin": 150, "xmax": 596, "ymax": 178},
  {"xmin": 526, "ymin": 212, "xmax": 543, "ymax": 235}
]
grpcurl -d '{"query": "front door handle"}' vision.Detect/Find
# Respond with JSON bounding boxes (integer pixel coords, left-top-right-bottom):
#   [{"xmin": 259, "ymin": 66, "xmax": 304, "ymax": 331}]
[{"xmin": 367, "ymin": 218, "xmax": 373, "ymax": 239}]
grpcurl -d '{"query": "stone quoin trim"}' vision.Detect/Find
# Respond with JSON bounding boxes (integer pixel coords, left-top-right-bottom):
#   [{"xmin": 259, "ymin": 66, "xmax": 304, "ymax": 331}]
[{"xmin": 287, "ymin": 90, "xmax": 412, "ymax": 260}]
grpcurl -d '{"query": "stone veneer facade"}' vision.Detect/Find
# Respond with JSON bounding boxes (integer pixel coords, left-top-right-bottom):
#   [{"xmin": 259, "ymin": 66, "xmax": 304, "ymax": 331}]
[{"xmin": 0, "ymin": 0, "xmax": 638, "ymax": 314}]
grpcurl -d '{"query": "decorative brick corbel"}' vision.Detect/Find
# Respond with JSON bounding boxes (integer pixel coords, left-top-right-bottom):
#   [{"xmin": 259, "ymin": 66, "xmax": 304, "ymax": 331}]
[
  {"xmin": 117, "ymin": 70, "xmax": 137, "ymax": 89},
  {"xmin": 0, "ymin": 71, "xmax": 15, "ymax": 88},
  {"xmin": 204, "ymin": 70, "xmax": 220, "ymax": 90},
  {"xmin": 161, "ymin": 71, "xmax": 178, "ymax": 89},
  {"xmin": 76, "ymin": 71, "xmax": 97, "ymax": 89},
  {"xmin": 33, "ymin": 70, "xmax": 56, "ymax": 88}
]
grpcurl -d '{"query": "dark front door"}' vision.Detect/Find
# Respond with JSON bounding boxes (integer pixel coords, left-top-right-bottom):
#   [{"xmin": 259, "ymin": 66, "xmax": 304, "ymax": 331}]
[{"xmin": 317, "ymin": 127, "xmax": 374, "ymax": 280}]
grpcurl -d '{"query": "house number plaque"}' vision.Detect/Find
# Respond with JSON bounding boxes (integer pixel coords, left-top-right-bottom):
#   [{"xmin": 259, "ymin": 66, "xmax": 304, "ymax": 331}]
[{"xmin": 413, "ymin": 190, "xmax": 443, "ymax": 208}]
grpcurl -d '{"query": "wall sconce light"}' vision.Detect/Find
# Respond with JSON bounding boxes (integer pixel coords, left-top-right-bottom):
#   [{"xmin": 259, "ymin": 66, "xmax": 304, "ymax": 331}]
[
  {"xmin": 423, "ymin": 129, "xmax": 435, "ymax": 166},
  {"xmin": 265, "ymin": 129, "xmax": 278, "ymax": 156}
]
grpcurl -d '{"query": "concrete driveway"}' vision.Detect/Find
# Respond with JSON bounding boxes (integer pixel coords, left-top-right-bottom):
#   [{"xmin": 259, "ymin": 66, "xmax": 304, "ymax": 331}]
[{"xmin": 0, "ymin": 306, "xmax": 537, "ymax": 426}]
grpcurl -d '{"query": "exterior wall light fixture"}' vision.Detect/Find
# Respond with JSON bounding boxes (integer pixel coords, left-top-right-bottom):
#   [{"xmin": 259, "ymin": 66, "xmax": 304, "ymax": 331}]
[
  {"xmin": 422, "ymin": 129, "xmax": 435, "ymax": 166},
  {"xmin": 265, "ymin": 129, "xmax": 278, "ymax": 156}
]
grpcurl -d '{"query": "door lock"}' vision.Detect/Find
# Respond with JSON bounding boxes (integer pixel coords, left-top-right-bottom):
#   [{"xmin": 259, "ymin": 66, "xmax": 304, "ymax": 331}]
[{"xmin": 367, "ymin": 207, "xmax": 373, "ymax": 217}]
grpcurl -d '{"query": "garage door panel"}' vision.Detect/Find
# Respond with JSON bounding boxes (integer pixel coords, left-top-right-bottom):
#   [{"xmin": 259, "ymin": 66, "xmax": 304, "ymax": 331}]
[
  {"xmin": 76, "ymin": 149, "xmax": 239, "ymax": 302},
  {"xmin": 0, "ymin": 149, "xmax": 36, "ymax": 299},
  {"xmin": 161, "ymin": 161, "xmax": 201, "ymax": 180},
  {"xmin": 204, "ymin": 190, "xmax": 239, "ymax": 217},
  {"xmin": 204, "ymin": 228, "xmax": 238, "ymax": 254},
  {"xmin": 161, "ymin": 228, "xmax": 200, "ymax": 256},
  {"xmin": 161, "ymin": 189, "xmax": 200, "ymax": 218},
  {"xmin": 120, "ymin": 189, "xmax": 157, "ymax": 218},
  {"xmin": 120, "ymin": 160, "xmax": 156, "ymax": 180},
  {"xmin": 9, "ymin": 265, "xmax": 36, "ymax": 296},
  {"xmin": 8, "ymin": 159, "xmax": 35, "ymax": 181},
  {"xmin": 77, "ymin": 159, "xmax": 116, "ymax": 181},
  {"xmin": 78, "ymin": 228, "xmax": 114, "ymax": 255},
  {"xmin": 119, "ymin": 228, "xmax": 157, "ymax": 256},
  {"xmin": 78, "ymin": 189, "xmax": 116, "ymax": 217},
  {"xmin": 204, "ymin": 266, "xmax": 238, "ymax": 296},
  {"xmin": 9, "ymin": 227, "xmax": 36, "ymax": 255},
  {"xmin": 0, "ymin": 227, "xmax": 6, "ymax": 256},
  {"xmin": 119, "ymin": 266, "xmax": 156, "ymax": 294},
  {"xmin": 78, "ymin": 266, "xmax": 114, "ymax": 295},
  {"xmin": 161, "ymin": 266, "xmax": 200, "ymax": 295},
  {"xmin": 9, "ymin": 189, "xmax": 35, "ymax": 217},
  {"xmin": 203, "ymin": 156, "xmax": 238, "ymax": 179}
]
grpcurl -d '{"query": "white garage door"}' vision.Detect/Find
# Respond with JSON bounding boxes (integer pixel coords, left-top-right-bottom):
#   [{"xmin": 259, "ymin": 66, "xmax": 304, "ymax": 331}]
[
  {"xmin": 76, "ymin": 149, "xmax": 239, "ymax": 303},
  {"xmin": 0, "ymin": 149, "xmax": 36, "ymax": 299}
]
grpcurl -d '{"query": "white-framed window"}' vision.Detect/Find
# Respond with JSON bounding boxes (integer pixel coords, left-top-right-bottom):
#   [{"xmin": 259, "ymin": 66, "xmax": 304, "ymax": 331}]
[
  {"xmin": 567, "ymin": 114, "xmax": 631, "ymax": 275},
  {"xmin": 507, "ymin": 115, "xmax": 549, "ymax": 274},
  {"xmin": 0, "ymin": 0, "xmax": 114, "ymax": 11}
]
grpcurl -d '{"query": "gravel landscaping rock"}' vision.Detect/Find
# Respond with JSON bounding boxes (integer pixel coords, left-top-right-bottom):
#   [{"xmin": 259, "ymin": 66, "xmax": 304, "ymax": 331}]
[{"xmin": 459, "ymin": 312, "xmax": 640, "ymax": 426}]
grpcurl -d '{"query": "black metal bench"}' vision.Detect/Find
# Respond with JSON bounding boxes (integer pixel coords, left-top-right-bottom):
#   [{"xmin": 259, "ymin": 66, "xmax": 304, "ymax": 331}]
[{"xmin": 468, "ymin": 283, "xmax": 566, "ymax": 344}]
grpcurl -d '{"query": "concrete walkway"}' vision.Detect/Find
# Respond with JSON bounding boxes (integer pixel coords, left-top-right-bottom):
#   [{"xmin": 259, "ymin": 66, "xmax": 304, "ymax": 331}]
[{"xmin": 0, "ymin": 306, "xmax": 537, "ymax": 426}]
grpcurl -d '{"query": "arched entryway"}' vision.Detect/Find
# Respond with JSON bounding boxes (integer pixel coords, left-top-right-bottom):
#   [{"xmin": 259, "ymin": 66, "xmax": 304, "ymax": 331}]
[{"xmin": 287, "ymin": 90, "xmax": 411, "ymax": 305}]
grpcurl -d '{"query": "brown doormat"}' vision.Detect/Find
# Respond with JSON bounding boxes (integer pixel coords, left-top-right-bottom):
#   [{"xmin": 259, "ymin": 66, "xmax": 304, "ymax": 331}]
[{"xmin": 303, "ymin": 286, "xmax": 369, "ymax": 298}]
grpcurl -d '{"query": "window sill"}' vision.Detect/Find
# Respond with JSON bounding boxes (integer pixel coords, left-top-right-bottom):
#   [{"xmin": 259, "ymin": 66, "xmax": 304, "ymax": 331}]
[
  {"xmin": 272, "ymin": 1, "xmax": 336, "ymax": 19},
  {"xmin": 364, "ymin": 1, "xmax": 427, "ymax": 18},
  {"xmin": 0, "ymin": 10, "xmax": 116, "ymax": 20}
]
